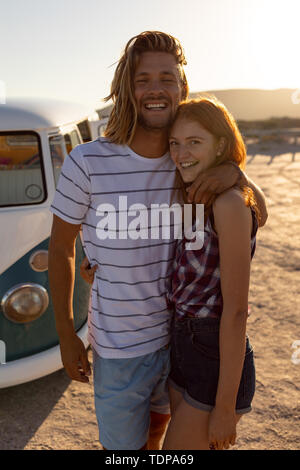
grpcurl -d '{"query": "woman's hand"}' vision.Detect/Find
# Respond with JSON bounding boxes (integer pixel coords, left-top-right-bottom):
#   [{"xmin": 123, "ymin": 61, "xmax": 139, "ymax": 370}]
[
  {"xmin": 80, "ymin": 256, "xmax": 98, "ymax": 284},
  {"xmin": 208, "ymin": 407, "xmax": 237, "ymax": 450}
]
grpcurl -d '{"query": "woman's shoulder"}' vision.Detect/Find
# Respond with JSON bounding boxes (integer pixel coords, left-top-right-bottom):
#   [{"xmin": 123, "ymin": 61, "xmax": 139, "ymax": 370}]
[
  {"xmin": 212, "ymin": 187, "xmax": 253, "ymax": 233},
  {"xmin": 213, "ymin": 186, "xmax": 248, "ymax": 212}
]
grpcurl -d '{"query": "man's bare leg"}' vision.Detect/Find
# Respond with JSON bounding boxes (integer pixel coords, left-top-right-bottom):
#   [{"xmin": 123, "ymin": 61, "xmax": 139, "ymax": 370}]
[{"xmin": 147, "ymin": 411, "xmax": 171, "ymax": 450}]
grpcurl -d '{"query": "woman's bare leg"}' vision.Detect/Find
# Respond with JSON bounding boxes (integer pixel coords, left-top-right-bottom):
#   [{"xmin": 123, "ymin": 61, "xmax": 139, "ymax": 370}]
[
  {"xmin": 168, "ymin": 384, "xmax": 184, "ymax": 414},
  {"xmin": 163, "ymin": 386, "xmax": 243, "ymax": 450},
  {"xmin": 163, "ymin": 396, "xmax": 210, "ymax": 450}
]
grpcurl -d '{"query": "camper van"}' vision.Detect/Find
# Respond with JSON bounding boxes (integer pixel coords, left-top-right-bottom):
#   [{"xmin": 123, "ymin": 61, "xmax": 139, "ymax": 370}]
[
  {"xmin": 0, "ymin": 98, "xmax": 94, "ymax": 388},
  {"xmin": 86, "ymin": 115, "xmax": 109, "ymax": 141},
  {"xmin": 77, "ymin": 110, "xmax": 108, "ymax": 142}
]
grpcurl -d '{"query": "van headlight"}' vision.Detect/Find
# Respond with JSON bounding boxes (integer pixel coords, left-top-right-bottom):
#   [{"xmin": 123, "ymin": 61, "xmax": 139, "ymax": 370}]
[{"xmin": 1, "ymin": 283, "xmax": 49, "ymax": 323}]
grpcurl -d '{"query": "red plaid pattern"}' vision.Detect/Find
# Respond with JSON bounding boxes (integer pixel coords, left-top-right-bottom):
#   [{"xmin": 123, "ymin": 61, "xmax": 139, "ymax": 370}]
[{"xmin": 167, "ymin": 208, "xmax": 258, "ymax": 319}]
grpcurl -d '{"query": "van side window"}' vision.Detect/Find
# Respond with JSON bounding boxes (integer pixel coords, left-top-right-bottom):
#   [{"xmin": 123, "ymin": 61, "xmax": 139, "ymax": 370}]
[
  {"xmin": 49, "ymin": 135, "xmax": 67, "ymax": 186},
  {"xmin": 0, "ymin": 132, "xmax": 45, "ymax": 207},
  {"xmin": 98, "ymin": 123, "xmax": 107, "ymax": 137},
  {"xmin": 49, "ymin": 130, "xmax": 81, "ymax": 186},
  {"xmin": 64, "ymin": 130, "xmax": 81, "ymax": 152},
  {"xmin": 77, "ymin": 120, "xmax": 92, "ymax": 143}
]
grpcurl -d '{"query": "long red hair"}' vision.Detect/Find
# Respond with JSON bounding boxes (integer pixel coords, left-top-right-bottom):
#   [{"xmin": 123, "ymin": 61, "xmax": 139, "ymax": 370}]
[{"xmin": 172, "ymin": 96, "xmax": 259, "ymax": 220}]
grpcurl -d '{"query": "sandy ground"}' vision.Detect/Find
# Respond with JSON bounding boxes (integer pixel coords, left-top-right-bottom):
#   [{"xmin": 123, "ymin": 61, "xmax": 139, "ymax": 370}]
[{"xmin": 0, "ymin": 143, "xmax": 299, "ymax": 450}]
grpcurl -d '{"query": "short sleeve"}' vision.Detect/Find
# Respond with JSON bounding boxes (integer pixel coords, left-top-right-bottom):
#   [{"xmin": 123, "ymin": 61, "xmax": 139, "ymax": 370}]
[{"xmin": 50, "ymin": 145, "xmax": 91, "ymax": 224}]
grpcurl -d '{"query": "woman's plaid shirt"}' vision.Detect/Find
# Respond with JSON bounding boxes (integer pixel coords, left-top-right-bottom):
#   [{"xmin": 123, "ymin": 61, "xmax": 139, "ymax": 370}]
[{"xmin": 167, "ymin": 207, "xmax": 258, "ymax": 319}]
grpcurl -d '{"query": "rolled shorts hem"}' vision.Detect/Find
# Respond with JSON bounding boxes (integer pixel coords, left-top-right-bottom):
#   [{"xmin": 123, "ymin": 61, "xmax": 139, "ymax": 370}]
[
  {"xmin": 150, "ymin": 403, "xmax": 171, "ymax": 415},
  {"xmin": 169, "ymin": 378, "xmax": 252, "ymax": 415}
]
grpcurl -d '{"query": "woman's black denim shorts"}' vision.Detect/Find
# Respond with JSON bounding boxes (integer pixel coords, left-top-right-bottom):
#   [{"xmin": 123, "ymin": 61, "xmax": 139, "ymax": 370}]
[{"xmin": 169, "ymin": 316, "xmax": 256, "ymax": 414}]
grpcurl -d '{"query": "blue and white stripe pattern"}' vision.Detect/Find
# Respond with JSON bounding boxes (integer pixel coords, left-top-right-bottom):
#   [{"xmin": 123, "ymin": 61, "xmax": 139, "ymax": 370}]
[{"xmin": 50, "ymin": 138, "xmax": 182, "ymax": 358}]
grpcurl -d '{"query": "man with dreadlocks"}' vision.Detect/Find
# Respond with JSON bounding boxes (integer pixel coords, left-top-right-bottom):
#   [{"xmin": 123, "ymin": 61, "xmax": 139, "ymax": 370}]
[{"xmin": 49, "ymin": 31, "xmax": 267, "ymax": 450}]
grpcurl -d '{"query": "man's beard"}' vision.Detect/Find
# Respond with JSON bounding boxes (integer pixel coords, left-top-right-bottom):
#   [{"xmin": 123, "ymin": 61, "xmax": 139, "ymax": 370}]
[{"xmin": 137, "ymin": 112, "xmax": 174, "ymax": 131}]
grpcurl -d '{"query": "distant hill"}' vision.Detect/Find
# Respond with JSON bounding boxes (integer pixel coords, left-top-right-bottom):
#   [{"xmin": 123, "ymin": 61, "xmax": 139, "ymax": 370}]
[
  {"xmin": 97, "ymin": 88, "xmax": 300, "ymax": 122},
  {"xmin": 190, "ymin": 88, "xmax": 300, "ymax": 121}
]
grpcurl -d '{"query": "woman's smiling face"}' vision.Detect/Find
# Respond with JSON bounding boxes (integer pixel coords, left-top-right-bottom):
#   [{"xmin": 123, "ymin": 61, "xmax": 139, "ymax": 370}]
[{"xmin": 169, "ymin": 118, "xmax": 220, "ymax": 183}]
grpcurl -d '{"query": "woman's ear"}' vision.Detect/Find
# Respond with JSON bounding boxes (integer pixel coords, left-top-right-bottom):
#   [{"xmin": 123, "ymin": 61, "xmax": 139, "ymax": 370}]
[{"xmin": 217, "ymin": 137, "xmax": 226, "ymax": 156}]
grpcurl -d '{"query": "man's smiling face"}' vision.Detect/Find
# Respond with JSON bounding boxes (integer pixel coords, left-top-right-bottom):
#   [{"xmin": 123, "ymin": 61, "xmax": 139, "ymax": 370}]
[{"xmin": 133, "ymin": 52, "xmax": 183, "ymax": 131}]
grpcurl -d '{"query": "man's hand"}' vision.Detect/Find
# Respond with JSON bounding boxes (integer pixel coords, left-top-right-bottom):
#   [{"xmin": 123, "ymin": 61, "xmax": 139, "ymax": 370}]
[
  {"xmin": 208, "ymin": 407, "xmax": 237, "ymax": 451},
  {"xmin": 59, "ymin": 333, "xmax": 91, "ymax": 383},
  {"xmin": 186, "ymin": 162, "xmax": 240, "ymax": 205},
  {"xmin": 185, "ymin": 162, "xmax": 268, "ymax": 227}
]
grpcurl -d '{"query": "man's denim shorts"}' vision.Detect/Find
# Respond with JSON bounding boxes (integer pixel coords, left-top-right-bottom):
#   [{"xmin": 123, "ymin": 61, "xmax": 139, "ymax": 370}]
[
  {"xmin": 168, "ymin": 316, "xmax": 256, "ymax": 414},
  {"xmin": 92, "ymin": 345, "xmax": 170, "ymax": 450}
]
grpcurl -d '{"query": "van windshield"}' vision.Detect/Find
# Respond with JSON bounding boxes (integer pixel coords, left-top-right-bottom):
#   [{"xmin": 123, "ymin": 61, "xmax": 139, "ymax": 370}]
[{"xmin": 0, "ymin": 132, "xmax": 46, "ymax": 207}]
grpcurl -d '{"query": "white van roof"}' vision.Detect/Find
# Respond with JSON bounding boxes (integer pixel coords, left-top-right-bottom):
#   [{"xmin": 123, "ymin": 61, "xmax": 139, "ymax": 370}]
[{"xmin": 0, "ymin": 98, "xmax": 97, "ymax": 131}]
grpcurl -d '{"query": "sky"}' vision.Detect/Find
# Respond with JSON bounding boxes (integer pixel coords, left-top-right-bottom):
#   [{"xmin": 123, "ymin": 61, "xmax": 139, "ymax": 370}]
[{"xmin": 1, "ymin": 0, "xmax": 300, "ymax": 109}]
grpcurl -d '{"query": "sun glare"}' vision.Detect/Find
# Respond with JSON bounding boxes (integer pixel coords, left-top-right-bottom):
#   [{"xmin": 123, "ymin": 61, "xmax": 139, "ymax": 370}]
[
  {"xmin": 247, "ymin": 1, "xmax": 300, "ymax": 88},
  {"xmin": 184, "ymin": 0, "xmax": 300, "ymax": 92}
]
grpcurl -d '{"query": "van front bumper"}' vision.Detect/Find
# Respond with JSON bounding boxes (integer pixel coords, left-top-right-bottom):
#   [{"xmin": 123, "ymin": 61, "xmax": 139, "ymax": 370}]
[{"xmin": 0, "ymin": 321, "xmax": 89, "ymax": 389}]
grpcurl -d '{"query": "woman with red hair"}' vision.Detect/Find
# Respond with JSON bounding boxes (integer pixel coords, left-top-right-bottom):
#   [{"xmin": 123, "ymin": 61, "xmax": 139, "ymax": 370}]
[{"xmin": 162, "ymin": 96, "xmax": 259, "ymax": 450}]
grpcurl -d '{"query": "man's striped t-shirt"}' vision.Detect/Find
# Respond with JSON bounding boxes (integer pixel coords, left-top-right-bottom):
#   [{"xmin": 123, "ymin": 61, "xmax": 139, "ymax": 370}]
[{"xmin": 50, "ymin": 138, "xmax": 181, "ymax": 359}]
